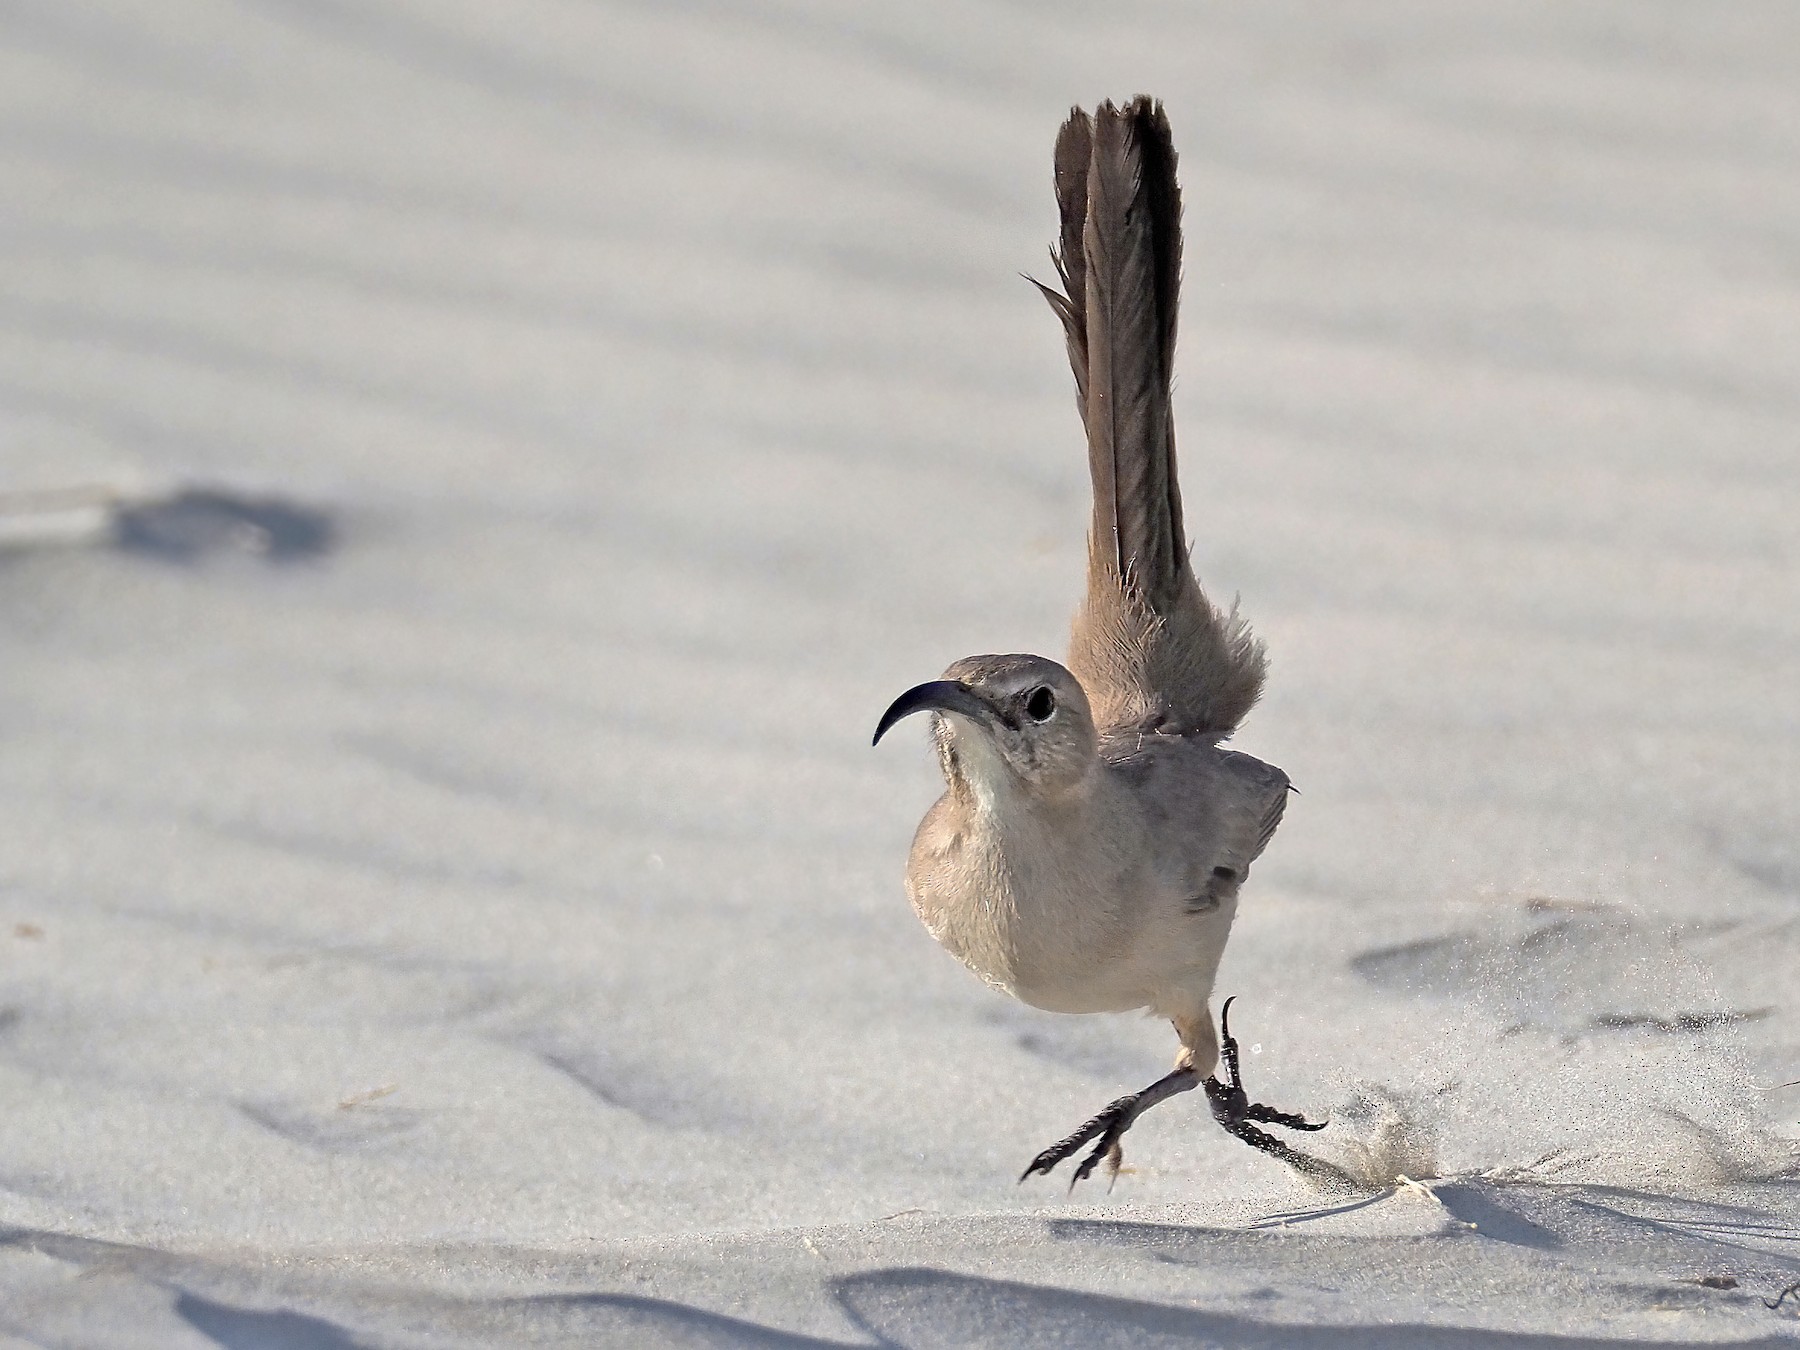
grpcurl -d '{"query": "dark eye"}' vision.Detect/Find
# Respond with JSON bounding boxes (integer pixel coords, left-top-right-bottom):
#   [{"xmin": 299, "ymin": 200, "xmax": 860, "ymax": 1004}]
[{"xmin": 1024, "ymin": 686, "xmax": 1056, "ymax": 721}]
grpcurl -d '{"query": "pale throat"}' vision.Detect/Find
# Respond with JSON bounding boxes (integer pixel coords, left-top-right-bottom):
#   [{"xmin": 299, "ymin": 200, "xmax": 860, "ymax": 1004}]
[{"xmin": 935, "ymin": 717, "xmax": 1019, "ymax": 816}]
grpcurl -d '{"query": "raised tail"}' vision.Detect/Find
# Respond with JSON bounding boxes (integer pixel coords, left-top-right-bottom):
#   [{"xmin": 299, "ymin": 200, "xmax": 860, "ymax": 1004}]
[{"xmin": 1038, "ymin": 98, "xmax": 1266, "ymax": 741}]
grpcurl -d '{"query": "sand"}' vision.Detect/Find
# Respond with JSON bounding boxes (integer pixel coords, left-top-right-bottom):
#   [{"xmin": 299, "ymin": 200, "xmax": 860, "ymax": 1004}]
[{"xmin": 1, "ymin": 1, "xmax": 1797, "ymax": 1344}]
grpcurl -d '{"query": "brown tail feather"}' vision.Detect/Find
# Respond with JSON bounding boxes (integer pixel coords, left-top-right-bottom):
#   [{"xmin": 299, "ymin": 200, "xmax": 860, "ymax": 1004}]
[
  {"xmin": 1038, "ymin": 97, "xmax": 1266, "ymax": 741},
  {"xmin": 1041, "ymin": 109, "xmax": 1092, "ymax": 413}
]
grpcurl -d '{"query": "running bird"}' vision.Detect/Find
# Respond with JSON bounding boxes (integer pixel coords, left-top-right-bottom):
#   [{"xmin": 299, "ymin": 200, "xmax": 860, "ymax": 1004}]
[{"xmin": 873, "ymin": 98, "xmax": 1325, "ymax": 1188}]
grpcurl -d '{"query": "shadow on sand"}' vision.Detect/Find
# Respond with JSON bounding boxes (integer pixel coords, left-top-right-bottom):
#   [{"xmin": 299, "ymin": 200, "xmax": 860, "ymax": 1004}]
[
  {"xmin": 8, "ymin": 1221, "xmax": 1796, "ymax": 1350},
  {"xmin": 170, "ymin": 1267, "xmax": 1796, "ymax": 1350}
]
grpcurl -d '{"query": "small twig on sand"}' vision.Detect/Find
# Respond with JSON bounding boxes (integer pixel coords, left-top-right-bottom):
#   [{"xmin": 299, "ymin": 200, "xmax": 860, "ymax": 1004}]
[
  {"xmin": 1394, "ymin": 1175, "xmax": 1442, "ymax": 1204},
  {"xmin": 1680, "ymin": 1275, "xmax": 1738, "ymax": 1290},
  {"xmin": 1766, "ymin": 1279, "xmax": 1800, "ymax": 1312},
  {"xmin": 338, "ymin": 1084, "xmax": 398, "ymax": 1110},
  {"xmin": 0, "ymin": 485, "xmax": 124, "ymax": 515}
]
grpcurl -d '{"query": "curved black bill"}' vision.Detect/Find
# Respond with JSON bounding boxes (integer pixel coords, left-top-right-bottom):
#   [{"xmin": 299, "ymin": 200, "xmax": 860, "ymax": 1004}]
[{"xmin": 872, "ymin": 680, "xmax": 1000, "ymax": 747}]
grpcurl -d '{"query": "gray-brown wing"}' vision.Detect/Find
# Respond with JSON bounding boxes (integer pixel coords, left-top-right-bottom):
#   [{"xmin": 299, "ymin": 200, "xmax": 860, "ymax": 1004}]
[
  {"xmin": 1039, "ymin": 98, "xmax": 1267, "ymax": 743},
  {"xmin": 1104, "ymin": 738, "xmax": 1289, "ymax": 912},
  {"xmin": 1253, "ymin": 787, "xmax": 1288, "ymax": 862},
  {"xmin": 1198, "ymin": 747, "xmax": 1289, "ymax": 907}
]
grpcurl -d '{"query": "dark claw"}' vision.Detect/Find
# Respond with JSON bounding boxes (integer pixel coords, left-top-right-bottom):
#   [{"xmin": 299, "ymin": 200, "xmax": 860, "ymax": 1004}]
[
  {"xmin": 1208, "ymin": 997, "xmax": 1328, "ymax": 1137},
  {"xmin": 1220, "ymin": 1118, "xmax": 1329, "ymax": 1171},
  {"xmin": 1219, "ymin": 994, "xmax": 1243, "ymax": 1084},
  {"xmin": 1019, "ymin": 1093, "xmax": 1135, "ymax": 1183},
  {"xmin": 1069, "ymin": 1126, "xmax": 1122, "ymax": 1190},
  {"xmin": 1021, "ymin": 1066, "xmax": 1201, "ymax": 1188},
  {"xmin": 1222, "ymin": 1118, "xmax": 1358, "ymax": 1190},
  {"xmin": 1223, "ymin": 1118, "xmax": 1297, "ymax": 1158},
  {"xmin": 1244, "ymin": 1101, "xmax": 1328, "ymax": 1132}
]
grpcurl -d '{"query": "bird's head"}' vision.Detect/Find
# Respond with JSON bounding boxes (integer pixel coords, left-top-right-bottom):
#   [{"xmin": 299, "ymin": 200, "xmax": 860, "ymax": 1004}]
[{"xmin": 873, "ymin": 653, "xmax": 1098, "ymax": 801}]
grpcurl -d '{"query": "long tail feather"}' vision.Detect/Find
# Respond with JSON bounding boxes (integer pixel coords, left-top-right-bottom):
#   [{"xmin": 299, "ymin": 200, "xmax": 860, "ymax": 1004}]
[{"xmin": 1039, "ymin": 98, "xmax": 1266, "ymax": 741}]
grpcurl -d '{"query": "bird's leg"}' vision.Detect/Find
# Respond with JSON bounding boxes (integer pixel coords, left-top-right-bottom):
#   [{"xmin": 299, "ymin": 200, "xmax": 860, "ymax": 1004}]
[
  {"xmin": 1019, "ymin": 1064, "xmax": 1200, "ymax": 1190},
  {"xmin": 1204, "ymin": 996, "xmax": 1326, "ymax": 1164},
  {"xmin": 1019, "ymin": 999, "xmax": 1329, "ymax": 1190}
]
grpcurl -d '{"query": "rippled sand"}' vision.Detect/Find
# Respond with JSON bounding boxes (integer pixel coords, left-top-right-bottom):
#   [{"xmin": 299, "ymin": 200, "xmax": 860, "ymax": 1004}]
[{"xmin": 1, "ymin": 3, "xmax": 1796, "ymax": 1344}]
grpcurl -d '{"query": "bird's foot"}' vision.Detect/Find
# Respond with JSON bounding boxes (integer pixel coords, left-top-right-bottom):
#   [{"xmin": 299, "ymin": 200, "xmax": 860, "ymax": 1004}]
[
  {"xmin": 1204, "ymin": 996, "xmax": 1327, "ymax": 1165},
  {"xmin": 1019, "ymin": 1066, "xmax": 1200, "ymax": 1191},
  {"xmin": 1018, "ymin": 1093, "xmax": 1134, "ymax": 1191}
]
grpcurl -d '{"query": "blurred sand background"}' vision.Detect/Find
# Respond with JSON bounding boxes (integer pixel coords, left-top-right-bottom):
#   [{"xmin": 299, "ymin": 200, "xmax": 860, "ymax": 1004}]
[{"xmin": 1, "ymin": 2, "xmax": 1797, "ymax": 1345}]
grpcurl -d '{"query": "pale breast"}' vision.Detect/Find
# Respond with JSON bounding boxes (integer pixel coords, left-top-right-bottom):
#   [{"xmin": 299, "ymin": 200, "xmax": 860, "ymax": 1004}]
[{"xmin": 904, "ymin": 789, "xmax": 1149, "ymax": 1012}]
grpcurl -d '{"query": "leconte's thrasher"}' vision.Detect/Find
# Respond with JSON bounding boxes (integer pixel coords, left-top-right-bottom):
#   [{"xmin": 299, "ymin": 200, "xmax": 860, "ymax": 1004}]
[{"xmin": 874, "ymin": 98, "xmax": 1327, "ymax": 1188}]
